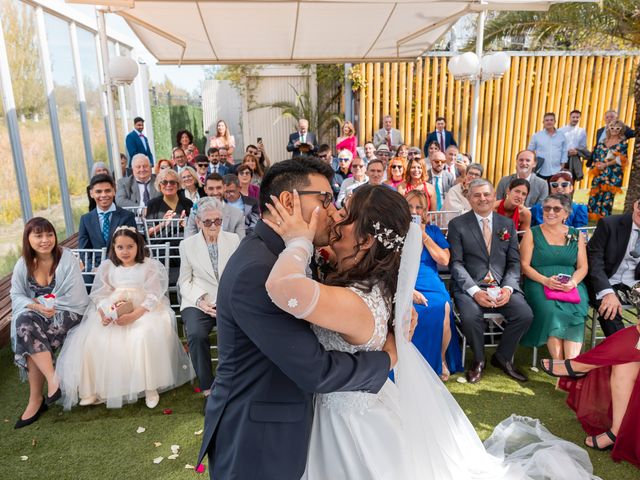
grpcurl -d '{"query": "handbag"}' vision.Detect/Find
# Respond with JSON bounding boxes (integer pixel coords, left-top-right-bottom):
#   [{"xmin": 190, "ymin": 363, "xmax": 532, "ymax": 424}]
[{"xmin": 543, "ymin": 286, "xmax": 581, "ymax": 304}]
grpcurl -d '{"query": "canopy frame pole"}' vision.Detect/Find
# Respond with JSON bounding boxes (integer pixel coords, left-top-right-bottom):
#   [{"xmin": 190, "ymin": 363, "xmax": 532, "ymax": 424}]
[
  {"xmin": 96, "ymin": 7, "xmax": 123, "ymax": 182},
  {"xmin": 469, "ymin": 8, "xmax": 486, "ymax": 162}
]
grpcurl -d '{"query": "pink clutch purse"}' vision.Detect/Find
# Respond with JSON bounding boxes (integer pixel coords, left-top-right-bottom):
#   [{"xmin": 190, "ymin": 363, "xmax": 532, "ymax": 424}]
[{"xmin": 543, "ymin": 286, "xmax": 581, "ymax": 304}]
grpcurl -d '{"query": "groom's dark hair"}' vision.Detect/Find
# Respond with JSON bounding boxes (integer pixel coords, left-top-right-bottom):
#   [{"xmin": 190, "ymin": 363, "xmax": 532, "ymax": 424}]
[{"xmin": 259, "ymin": 157, "xmax": 334, "ymax": 212}]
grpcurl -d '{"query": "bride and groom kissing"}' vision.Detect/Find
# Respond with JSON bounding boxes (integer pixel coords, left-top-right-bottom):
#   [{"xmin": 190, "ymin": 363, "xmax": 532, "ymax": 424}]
[{"xmin": 197, "ymin": 158, "xmax": 599, "ymax": 480}]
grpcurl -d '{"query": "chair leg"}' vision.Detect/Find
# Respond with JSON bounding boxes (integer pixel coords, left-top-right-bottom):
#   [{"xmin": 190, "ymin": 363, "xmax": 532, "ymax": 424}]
[
  {"xmin": 532, "ymin": 346, "xmax": 537, "ymax": 368},
  {"xmin": 590, "ymin": 309, "xmax": 597, "ymax": 350}
]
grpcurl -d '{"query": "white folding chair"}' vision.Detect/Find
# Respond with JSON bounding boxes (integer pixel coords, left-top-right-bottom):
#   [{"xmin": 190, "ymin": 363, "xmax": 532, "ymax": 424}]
[
  {"xmin": 71, "ymin": 248, "xmax": 107, "ymax": 290},
  {"xmin": 454, "ymin": 309, "xmax": 506, "ymax": 367},
  {"xmin": 121, "ymin": 205, "xmax": 146, "ymax": 233}
]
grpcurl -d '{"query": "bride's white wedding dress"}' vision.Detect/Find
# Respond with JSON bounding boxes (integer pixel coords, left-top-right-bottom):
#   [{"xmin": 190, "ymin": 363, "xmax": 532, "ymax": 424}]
[{"xmin": 267, "ymin": 226, "xmax": 600, "ymax": 480}]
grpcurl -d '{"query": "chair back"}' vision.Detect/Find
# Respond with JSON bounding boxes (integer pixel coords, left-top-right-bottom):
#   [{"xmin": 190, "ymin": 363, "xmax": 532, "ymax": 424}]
[
  {"xmin": 71, "ymin": 248, "xmax": 107, "ymax": 289},
  {"xmin": 121, "ymin": 206, "xmax": 146, "ymax": 232}
]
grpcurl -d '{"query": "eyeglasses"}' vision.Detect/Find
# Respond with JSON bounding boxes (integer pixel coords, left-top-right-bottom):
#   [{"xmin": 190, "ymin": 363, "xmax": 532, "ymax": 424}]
[
  {"xmin": 296, "ymin": 190, "xmax": 333, "ymax": 209},
  {"xmin": 351, "ymin": 164, "xmax": 365, "ymax": 169},
  {"xmin": 201, "ymin": 218, "xmax": 223, "ymax": 227},
  {"xmin": 238, "ymin": 170, "xmax": 252, "ymax": 176},
  {"xmin": 181, "ymin": 176, "xmax": 193, "ymax": 182},
  {"xmin": 550, "ymin": 181, "xmax": 571, "ymax": 188},
  {"xmin": 338, "ymin": 158, "xmax": 351, "ymax": 163},
  {"xmin": 431, "ymin": 159, "xmax": 445, "ymax": 164},
  {"xmin": 610, "ymin": 126, "xmax": 622, "ymax": 130},
  {"xmin": 542, "ymin": 205, "xmax": 564, "ymax": 213},
  {"xmin": 391, "ymin": 165, "xmax": 403, "ymax": 170},
  {"xmin": 160, "ymin": 180, "xmax": 179, "ymax": 187}
]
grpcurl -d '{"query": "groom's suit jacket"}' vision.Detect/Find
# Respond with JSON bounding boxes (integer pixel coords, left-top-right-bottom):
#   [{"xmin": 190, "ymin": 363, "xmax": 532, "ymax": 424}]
[{"xmin": 197, "ymin": 220, "xmax": 390, "ymax": 480}]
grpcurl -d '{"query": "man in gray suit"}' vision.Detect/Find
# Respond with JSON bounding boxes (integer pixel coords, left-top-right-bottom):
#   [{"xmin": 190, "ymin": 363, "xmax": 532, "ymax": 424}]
[
  {"xmin": 115, "ymin": 154, "xmax": 160, "ymax": 208},
  {"xmin": 448, "ymin": 179, "xmax": 533, "ymax": 384},
  {"xmin": 427, "ymin": 151, "xmax": 455, "ymax": 210},
  {"xmin": 184, "ymin": 173, "xmax": 245, "ymax": 239},
  {"xmin": 373, "ymin": 115, "xmax": 403, "ymax": 150},
  {"xmin": 496, "ymin": 150, "xmax": 549, "ymax": 207}
]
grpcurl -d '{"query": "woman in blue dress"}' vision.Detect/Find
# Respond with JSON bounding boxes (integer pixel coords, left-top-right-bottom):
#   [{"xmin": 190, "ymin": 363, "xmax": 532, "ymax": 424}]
[{"xmin": 405, "ymin": 191, "xmax": 463, "ymax": 380}]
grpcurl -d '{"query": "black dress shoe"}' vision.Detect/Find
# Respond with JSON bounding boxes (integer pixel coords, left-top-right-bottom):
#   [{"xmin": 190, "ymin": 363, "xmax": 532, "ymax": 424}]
[
  {"xmin": 491, "ymin": 355, "xmax": 528, "ymax": 382},
  {"xmin": 15, "ymin": 397, "xmax": 48, "ymax": 429},
  {"xmin": 45, "ymin": 386, "xmax": 62, "ymax": 406},
  {"xmin": 465, "ymin": 361, "xmax": 485, "ymax": 384}
]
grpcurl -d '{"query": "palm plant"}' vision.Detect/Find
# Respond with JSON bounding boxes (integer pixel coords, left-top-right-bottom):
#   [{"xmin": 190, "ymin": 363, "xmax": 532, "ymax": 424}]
[{"xmin": 476, "ymin": 0, "xmax": 640, "ymax": 212}]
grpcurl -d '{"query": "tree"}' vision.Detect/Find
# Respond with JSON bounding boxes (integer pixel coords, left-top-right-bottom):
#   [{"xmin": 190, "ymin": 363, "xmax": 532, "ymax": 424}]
[{"xmin": 477, "ymin": 0, "xmax": 640, "ymax": 212}]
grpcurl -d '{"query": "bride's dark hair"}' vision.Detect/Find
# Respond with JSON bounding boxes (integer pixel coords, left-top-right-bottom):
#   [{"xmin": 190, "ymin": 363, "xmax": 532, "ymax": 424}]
[{"xmin": 325, "ymin": 185, "xmax": 411, "ymax": 323}]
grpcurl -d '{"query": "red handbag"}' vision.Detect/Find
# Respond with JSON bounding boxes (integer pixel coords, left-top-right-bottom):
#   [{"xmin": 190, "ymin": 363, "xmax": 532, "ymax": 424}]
[{"xmin": 543, "ymin": 286, "xmax": 581, "ymax": 304}]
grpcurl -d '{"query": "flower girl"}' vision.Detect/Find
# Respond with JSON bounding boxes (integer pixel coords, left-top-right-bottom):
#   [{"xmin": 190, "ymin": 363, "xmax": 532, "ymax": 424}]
[{"xmin": 56, "ymin": 226, "xmax": 194, "ymax": 409}]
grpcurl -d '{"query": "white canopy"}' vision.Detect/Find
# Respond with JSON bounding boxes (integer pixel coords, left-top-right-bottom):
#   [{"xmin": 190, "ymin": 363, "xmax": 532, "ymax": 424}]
[{"xmin": 100, "ymin": 0, "xmax": 594, "ymax": 65}]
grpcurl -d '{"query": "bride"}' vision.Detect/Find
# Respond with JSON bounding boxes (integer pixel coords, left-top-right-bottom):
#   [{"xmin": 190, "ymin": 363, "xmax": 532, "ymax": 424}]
[{"xmin": 263, "ymin": 185, "xmax": 599, "ymax": 480}]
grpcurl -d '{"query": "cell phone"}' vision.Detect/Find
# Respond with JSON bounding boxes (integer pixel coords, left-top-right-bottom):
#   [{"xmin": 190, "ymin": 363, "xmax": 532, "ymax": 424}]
[
  {"xmin": 257, "ymin": 137, "xmax": 262, "ymax": 143},
  {"xmin": 557, "ymin": 274, "xmax": 572, "ymax": 284},
  {"xmin": 411, "ymin": 214, "xmax": 422, "ymax": 225}
]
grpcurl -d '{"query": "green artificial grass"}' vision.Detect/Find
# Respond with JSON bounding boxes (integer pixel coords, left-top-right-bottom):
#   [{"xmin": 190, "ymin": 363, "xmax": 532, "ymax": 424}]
[{"xmin": 1, "ymin": 343, "xmax": 638, "ymax": 479}]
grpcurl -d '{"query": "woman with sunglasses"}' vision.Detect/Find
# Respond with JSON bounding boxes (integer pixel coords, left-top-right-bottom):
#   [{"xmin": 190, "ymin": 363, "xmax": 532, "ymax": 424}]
[
  {"xmin": 145, "ymin": 168, "xmax": 193, "ymax": 237},
  {"xmin": 530, "ymin": 171, "xmax": 588, "ymax": 228},
  {"xmin": 384, "ymin": 157, "xmax": 406, "ymax": 190},
  {"xmin": 520, "ymin": 193, "xmax": 589, "ymax": 362},
  {"xmin": 588, "ymin": 119, "xmax": 628, "ymax": 220},
  {"xmin": 178, "ymin": 197, "xmax": 240, "ymax": 399}
]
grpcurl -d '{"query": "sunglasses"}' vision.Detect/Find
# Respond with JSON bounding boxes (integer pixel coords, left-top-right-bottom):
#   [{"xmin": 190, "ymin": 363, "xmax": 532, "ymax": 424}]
[
  {"xmin": 338, "ymin": 158, "xmax": 351, "ymax": 163},
  {"xmin": 201, "ymin": 218, "xmax": 223, "ymax": 227},
  {"xmin": 542, "ymin": 205, "xmax": 564, "ymax": 213},
  {"xmin": 550, "ymin": 181, "xmax": 571, "ymax": 188},
  {"xmin": 391, "ymin": 165, "xmax": 404, "ymax": 170},
  {"xmin": 197, "ymin": 163, "xmax": 209, "ymax": 168},
  {"xmin": 296, "ymin": 190, "xmax": 333, "ymax": 209},
  {"xmin": 160, "ymin": 180, "xmax": 179, "ymax": 186},
  {"xmin": 431, "ymin": 159, "xmax": 445, "ymax": 164}
]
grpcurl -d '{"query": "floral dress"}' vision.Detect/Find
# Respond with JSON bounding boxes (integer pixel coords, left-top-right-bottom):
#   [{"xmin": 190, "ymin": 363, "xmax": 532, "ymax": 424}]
[
  {"xmin": 13, "ymin": 276, "xmax": 82, "ymax": 376},
  {"xmin": 588, "ymin": 140, "xmax": 627, "ymax": 220}
]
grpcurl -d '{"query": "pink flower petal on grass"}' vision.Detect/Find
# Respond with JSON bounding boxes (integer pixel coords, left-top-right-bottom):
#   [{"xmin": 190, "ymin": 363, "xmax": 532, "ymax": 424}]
[
  {"xmin": 193, "ymin": 387, "xmax": 202, "ymax": 393},
  {"xmin": 196, "ymin": 464, "xmax": 206, "ymax": 473}
]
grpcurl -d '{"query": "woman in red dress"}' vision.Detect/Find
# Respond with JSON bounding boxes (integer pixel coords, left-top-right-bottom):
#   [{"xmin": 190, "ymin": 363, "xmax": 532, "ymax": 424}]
[
  {"xmin": 397, "ymin": 158, "xmax": 437, "ymax": 211},
  {"xmin": 540, "ymin": 324, "xmax": 640, "ymax": 468}
]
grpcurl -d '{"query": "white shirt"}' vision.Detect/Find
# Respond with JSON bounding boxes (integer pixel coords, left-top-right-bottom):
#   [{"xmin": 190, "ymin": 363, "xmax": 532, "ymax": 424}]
[
  {"xmin": 558, "ymin": 124, "xmax": 587, "ymax": 151},
  {"xmin": 597, "ymin": 226, "xmax": 640, "ymax": 299},
  {"xmin": 96, "ymin": 203, "xmax": 116, "ymax": 230},
  {"xmin": 337, "ymin": 176, "xmax": 368, "ymax": 207},
  {"xmin": 134, "ymin": 130, "xmax": 148, "ymax": 150}
]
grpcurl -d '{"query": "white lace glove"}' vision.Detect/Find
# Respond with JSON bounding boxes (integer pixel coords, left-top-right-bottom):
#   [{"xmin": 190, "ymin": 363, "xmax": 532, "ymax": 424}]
[{"xmin": 265, "ymin": 237, "xmax": 320, "ymax": 319}]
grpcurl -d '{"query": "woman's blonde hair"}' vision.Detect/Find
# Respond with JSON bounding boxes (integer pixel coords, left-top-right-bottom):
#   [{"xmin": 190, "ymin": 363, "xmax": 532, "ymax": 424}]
[
  {"xmin": 155, "ymin": 167, "xmax": 182, "ymax": 191},
  {"xmin": 180, "ymin": 165, "xmax": 202, "ymax": 188},
  {"xmin": 342, "ymin": 121, "xmax": 355, "ymax": 137}
]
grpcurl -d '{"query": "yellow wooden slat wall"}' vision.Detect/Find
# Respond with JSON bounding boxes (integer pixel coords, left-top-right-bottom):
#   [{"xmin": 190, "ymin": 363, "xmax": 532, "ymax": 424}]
[{"xmin": 356, "ymin": 54, "xmax": 638, "ymax": 188}]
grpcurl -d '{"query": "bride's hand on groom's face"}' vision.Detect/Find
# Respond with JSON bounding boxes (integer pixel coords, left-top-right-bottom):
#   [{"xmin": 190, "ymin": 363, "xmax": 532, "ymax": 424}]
[{"xmin": 264, "ymin": 190, "xmax": 319, "ymax": 243}]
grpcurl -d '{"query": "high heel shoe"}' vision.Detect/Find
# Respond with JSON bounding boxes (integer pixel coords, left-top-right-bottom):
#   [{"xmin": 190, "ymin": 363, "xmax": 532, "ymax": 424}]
[
  {"xmin": 585, "ymin": 430, "xmax": 616, "ymax": 451},
  {"xmin": 45, "ymin": 386, "xmax": 62, "ymax": 406},
  {"xmin": 539, "ymin": 359, "xmax": 587, "ymax": 379},
  {"xmin": 440, "ymin": 362, "xmax": 450, "ymax": 382},
  {"xmin": 14, "ymin": 397, "xmax": 48, "ymax": 429}
]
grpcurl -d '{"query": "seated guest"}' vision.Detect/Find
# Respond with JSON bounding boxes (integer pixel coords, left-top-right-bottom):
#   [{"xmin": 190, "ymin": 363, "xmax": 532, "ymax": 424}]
[
  {"xmin": 539, "ymin": 323, "xmax": 640, "ymax": 465},
  {"xmin": 218, "ymin": 147, "xmax": 237, "ymax": 174},
  {"xmin": 397, "ymin": 158, "xmax": 437, "ymax": 212},
  {"xmin": 336, "ymin": 121, "xmax": 357, "ymax": 157},
  {"xmin": 172, "ymin": 147, "xmax": 190, "ymax": 173},
  {"xmin": 195, "ymin": 155, "xmax": 211, "ymax": 184},
  {"xmin": 337, "ymin": 157, "xmax": 368, "ymax": 207},
  {"xmin": 384, "ymin": 157, "xmax": 406, "ymax": 190},
  {"xmin": 448, "ymin": 179, "xmax": 533, "ymax": 384},
  {"xmin": 86, "ymin": 162, "xmax": 110, "ymax": 211},
  {"xmin": 116, "ymin": 154, "xmax": 159, "ymax": 208},
  {"xmin": 180, "ymin": 166, "xmax": 205, "ymax": 204},
  {"xmin": 520, "ymin": 194, "xmax": 589, "ymax": 359},
  {"xmin": 245, "ymin": 142, "xmax": 271, "ymax": 171},
  {"xmin": 427, "ymin": 151, "xmax": 455, "ymax": 210},
  {"xmin": 496, "ymin": 150, "xmax": 548, "ymax": 207},
  {"xmin": 366, "ymin": 159, "xmax": 385, "ymax": 187},
  {"xmin": 363, "ymin": 142, "xmax": 377, "ymax": 165},
  {"xmin": 120, "ymin": 153, "xmax": 130, "ymax": 178},
  {"xmin": 531, "ymin": 171, "xmax": 587, "ymax": 228},
  {"xmin": 241, "ymin": 153, "xmax": 264, "ymax": 185},
  {"xmin": 317, "ymin": 143, "xmax": 338, "ymax": 169},
  {"xmin": 406, "ymin": 191, "xmax": 463, "ymax": 381},
  {"xmin": 154, "ymin": 158, "xmax": 173, "ymax": 175},
  {"xmin": 223, "ymin": 174, "xmax": 260, "ymax": 234},
  {"xmin": 56, "ymin": 227, "xmax": 194, "ymax": 410},
  {"xmin": 176, "ymin": 129, "xmax": 199, "ymax": 163},
  {"xmin": 444, "ymin": 145, "xmax": 461, "ymax": 179},
  {"xmin": 237, "ymin": 163, "xmax": 260, "ymax": 200},
  {"xmin": 586, "ymin": 199, "xmax": 640, "ymax": 337},
  {"xmin": 145, "ymin": 168, "xmax": 193, "ymax": 237},
  {"xmin": 373, "ymin": 115, "xmax": 403, "ymax": 150},
  {"xmin": 79, "ymin": 174, "xmax": 137, "ymax": 251},
  {"xmin": 11, "ymin": 217, "xmax": 89, "ymax": 428},
  {"xmin": 184, "ymin": 174, "xmax": 245, "ymax": 239},
  {"xmin": 494, "ymin": 178, "xmax": 532, "ymax": 232},
  {"xmin": 375, "ymin": 144, "xmax": 392, "ymax": 169},
  {"xmin": 442, "ymin": 162, "xmax": 483, "ymax": 226},
  {"xmin": 395, "ymin": 144, "xmax": 409, "ymax": 159},
  {"xmin": 334, "ymin": 149, "xmax": 353, "ymax": 190},
  {"xmin": 207, "ymin": 147, "xmax": 228, "ymax": 176},
  {"xmin": 178, "ymin": 198, "xmax": 241, "ymax": 396},
  {"xmin": 407, "ymin": 146, "xmax": 422, "ymax": 162}
]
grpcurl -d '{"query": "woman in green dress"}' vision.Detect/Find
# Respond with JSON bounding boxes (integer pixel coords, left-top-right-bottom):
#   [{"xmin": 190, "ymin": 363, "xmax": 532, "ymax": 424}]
[{"xmin": 520, "ymin": 194, "xmax": 589, "ymax": 359}]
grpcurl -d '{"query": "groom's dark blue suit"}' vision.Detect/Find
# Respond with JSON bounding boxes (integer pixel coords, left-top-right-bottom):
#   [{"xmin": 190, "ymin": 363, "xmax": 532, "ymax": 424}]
[{"xmin": 197, "ymin": 220, "xmax": 390, "ymax": 479}]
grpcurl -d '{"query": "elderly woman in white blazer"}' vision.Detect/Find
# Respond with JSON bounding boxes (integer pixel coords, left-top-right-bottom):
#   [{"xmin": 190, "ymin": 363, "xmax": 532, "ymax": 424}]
[{"xmin": 178, "ymin": 197, "xmax": 240, "ymax": 395}]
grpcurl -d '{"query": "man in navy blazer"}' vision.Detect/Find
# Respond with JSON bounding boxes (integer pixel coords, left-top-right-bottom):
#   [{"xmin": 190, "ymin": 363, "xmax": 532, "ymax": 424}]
[
  {"xmin": 197, "ymin": 158, "xmax": 393, "ymax": 480},
  {"xmin": 424, "ymin": 116, "xmax": 457, "ymax": 155},
  {"xmin": 125, "ymin": 117, "xmax": 154, "ymax": 166},
  {"xmin": 593, "ymin": 109, "xmax": 634, "ymax": 147},
  {"xmin": 286, "ymin": 118, "xmax": 318, "ymax": 157},
  {"xmin": 79, "ymin": 174, "xmax": 137, "ymax": 251}
]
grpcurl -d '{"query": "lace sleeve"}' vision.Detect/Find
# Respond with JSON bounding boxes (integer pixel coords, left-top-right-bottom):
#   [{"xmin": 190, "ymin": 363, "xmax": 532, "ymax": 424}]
[
  {"xmin": 141, "ymin": 259, "xmax": 169, "ymax": 311},
  {"xmin": 265, "ymin": 237, "xmax": 320, "ymax": 319}
]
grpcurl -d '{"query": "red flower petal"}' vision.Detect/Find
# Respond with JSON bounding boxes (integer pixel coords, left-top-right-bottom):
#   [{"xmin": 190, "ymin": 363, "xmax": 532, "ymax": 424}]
[
  {"xmin": 193, "ymin": 387, "xmax": 202, "ymax": 393},
  {"xmin": 163, "ymin": 409, "xmax": 173, "ymax": 415},
  {"xmin": 196, "ymin": 464, "xmax": 206, "ymax": 473}
]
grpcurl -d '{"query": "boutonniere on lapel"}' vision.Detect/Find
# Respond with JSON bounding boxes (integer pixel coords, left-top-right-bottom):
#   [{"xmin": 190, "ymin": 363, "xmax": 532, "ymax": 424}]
[
  {"xmin": 497, "ymin": 228, "xmax": 511, "ymax": 241},
  {"xmin": 565, "ymin": 231, "xmax": 579, "ymax": 245}
]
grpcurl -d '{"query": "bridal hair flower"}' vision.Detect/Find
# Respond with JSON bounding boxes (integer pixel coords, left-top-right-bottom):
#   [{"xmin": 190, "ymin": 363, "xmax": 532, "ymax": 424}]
[
  {"xmin": 372, "ymin": 221, "xmax": 405, "ymax": 252},
  {"xmin": 115, "ymin": 225, "xmax": 138, "ymax": 233}
]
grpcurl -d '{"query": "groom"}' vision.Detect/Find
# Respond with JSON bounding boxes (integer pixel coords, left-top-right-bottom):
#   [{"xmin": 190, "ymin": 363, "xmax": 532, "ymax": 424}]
[{"xmin": 197, "ymin": 158, "xmax": 395, "ymax": 479}]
